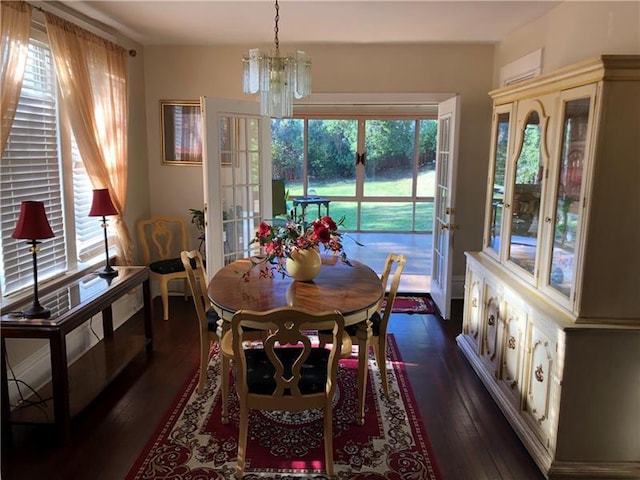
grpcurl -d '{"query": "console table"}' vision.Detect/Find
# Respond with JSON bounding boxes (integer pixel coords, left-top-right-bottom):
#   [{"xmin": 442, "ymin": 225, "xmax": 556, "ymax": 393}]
[{"xmin": 0, "ymin": 266, "xmax": 152, "ymax": 442}]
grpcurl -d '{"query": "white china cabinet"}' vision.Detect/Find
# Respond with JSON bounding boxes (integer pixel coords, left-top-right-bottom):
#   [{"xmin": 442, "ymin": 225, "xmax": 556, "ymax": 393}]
[{"xmin": 457, "ymin": 56, "xmax": 640, "ymax": 479}]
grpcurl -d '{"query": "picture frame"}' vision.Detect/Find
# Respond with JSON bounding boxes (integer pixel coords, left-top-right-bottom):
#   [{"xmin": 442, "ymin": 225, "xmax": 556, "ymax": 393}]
[{"xmin": 160, "ymin": 100, "xmax": 202, "ymax": 165}]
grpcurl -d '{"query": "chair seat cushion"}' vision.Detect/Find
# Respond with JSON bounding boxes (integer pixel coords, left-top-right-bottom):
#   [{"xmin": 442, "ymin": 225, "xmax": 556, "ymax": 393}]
[
  {"xmin": 149, "ymin": 258, "xmax": 185, "ymax": 275},
  {"xmin": 244, "ymin": 347, "xmax": 330, "ymax": 395},
  {"xmin": 206, "ymin": 307, "xmax": 220, "ymax": 332}
]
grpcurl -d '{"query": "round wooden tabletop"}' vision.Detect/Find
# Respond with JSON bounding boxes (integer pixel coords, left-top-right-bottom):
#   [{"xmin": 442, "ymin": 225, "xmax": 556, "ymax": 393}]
[{"xmin": 208, "ymin": 255, "xmax": 383, "ymax": 324}]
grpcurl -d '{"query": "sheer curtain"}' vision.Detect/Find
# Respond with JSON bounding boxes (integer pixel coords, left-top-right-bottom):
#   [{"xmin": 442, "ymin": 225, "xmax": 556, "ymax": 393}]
[
  {"xmin": 44, "ymin": 13, "xmax": 133, "ymax": 264},
  {"xmin": 1, "ymin": 1, "xmax": 33, "ymax": 156}
]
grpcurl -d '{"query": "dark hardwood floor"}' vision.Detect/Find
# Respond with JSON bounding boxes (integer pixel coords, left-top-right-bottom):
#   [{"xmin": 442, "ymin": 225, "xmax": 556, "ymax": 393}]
[{"xmin": 1, "ymin": 296, "xmax": 545, "ymax": 480}]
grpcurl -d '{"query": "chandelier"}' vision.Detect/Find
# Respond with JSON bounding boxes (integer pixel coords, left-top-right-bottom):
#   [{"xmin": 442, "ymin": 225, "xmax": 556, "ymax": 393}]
[{"xmin": 242, "ymin": 0, "xmax": 311, "ymax": 118}]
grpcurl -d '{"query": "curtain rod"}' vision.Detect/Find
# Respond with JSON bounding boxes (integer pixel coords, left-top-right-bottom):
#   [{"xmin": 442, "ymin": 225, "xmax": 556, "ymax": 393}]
[{"xmin": 27, "ymin": 1, "xmax": 137, "ymax": 57}]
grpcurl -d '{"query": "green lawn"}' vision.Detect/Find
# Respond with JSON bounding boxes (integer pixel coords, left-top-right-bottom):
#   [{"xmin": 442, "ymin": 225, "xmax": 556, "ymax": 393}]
[{"xmin": 282, "ymin": 170, "xmax": 435, "ymax": 232}]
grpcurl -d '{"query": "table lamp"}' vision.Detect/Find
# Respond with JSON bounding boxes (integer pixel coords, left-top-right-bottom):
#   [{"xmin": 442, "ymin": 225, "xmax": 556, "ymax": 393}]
[
  {"xmin": 11, "ymin": 201, "xmax": 55, "ymax": 319},
  {"xmin": 89, "ymin": 188, "xmax": 119, "ymax": 278}
]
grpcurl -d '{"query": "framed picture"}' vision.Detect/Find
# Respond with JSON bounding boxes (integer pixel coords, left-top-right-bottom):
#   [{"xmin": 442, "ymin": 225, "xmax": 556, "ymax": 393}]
[{"xmin": 160, "ymin": 100, "xmax": 202, "ymax": 165}]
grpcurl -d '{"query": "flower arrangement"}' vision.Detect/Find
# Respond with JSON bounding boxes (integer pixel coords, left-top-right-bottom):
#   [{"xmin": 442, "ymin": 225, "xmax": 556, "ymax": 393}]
[{"xmin": 244, "ymin": 215, "xmax": 354, "ymax": 279}]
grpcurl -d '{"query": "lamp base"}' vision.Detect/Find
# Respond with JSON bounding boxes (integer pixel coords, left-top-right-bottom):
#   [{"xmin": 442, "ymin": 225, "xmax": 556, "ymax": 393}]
[
  {"xmin": 22, "ymin": 303, "xmax": 51, "ymax": 319},
  {"xmin": 97, "ymin": 267, "xmax": 119, "ymax": 279}
]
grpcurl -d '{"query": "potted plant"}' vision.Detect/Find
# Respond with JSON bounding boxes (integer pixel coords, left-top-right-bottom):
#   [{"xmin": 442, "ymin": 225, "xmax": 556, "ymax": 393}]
[{"xmin": 189, "ymin": 208, "xmax": 205, "ymax": 253}]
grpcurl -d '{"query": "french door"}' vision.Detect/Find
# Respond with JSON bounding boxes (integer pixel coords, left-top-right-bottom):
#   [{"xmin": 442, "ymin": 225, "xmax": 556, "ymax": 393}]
[
  {"xmin": 201, "ymin": 97, "xmax": 271, "ymax": 277},
  {"xmin": 430, "ymin": 95, "xmax": 461, "ymax": 319}
]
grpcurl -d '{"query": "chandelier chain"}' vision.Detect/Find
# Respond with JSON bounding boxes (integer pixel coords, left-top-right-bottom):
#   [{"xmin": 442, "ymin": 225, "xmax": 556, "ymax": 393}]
[{"xmin": 273, "ymin": 0, "xmax": 280, "ymax": 51}]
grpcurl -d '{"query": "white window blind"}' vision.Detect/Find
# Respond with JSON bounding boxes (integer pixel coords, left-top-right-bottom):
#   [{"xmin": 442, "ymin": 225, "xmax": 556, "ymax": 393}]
[
  {"xmin": 1, "ymin": 29, "xmax": 104, "ymax": 298},
  {"xmin": 72, "ymin": 139, "xmax": 104, "ymax": 262},
  {"xmin": 1, "ymin": 37, "xmax": 67, "ymax": 295}
]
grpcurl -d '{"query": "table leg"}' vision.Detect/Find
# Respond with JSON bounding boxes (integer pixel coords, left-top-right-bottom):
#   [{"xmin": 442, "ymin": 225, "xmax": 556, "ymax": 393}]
[
  {"xmin": 355, "ymin": 319, "xmax": 372, "ymax": 426},
  {"xmin": 102, "ymin": 305, "xmax": 114, "ymax": 339},
  {"xmin": 50, "ymin": 331, "xmax": 70, "ymax": 442}
]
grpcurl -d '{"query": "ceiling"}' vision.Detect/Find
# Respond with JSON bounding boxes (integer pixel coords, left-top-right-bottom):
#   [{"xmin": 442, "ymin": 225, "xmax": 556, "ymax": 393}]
[{"xmin": 57, "ymin": 1, "xmax": 561, "ymax": 46}]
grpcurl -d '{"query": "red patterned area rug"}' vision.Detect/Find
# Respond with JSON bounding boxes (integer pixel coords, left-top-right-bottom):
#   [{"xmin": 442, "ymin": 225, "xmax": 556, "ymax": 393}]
[
  {"xmin": 126, "ymin": 335, "xmax": 441, "ymax": 479},
  {"xmin": 388, "ymin": 295, "xmax": 437, "ymax": 315}
]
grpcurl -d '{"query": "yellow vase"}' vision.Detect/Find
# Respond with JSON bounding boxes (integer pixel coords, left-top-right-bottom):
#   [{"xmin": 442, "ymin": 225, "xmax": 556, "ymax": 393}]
[{"xmin": 286, "ymin": 248, "xmax": 322, "ymax": 282}]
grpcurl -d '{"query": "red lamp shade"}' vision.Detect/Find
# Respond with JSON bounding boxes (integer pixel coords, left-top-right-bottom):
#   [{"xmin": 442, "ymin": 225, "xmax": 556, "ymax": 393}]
[
  {"xmin": 12, "ymin": 201, "xmax": 55, "ymax": 240},
  {"xmin": 89, "ymin": 189, "xmax": 118, "ymax": 217}
]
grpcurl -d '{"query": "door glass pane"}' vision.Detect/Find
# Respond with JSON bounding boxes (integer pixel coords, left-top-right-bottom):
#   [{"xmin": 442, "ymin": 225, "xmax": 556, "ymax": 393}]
[
  {"xmin": 433, "ymin": 115, "xmax": 451, "ymax": 284},
  {"xmin": 487, "ymin": 112, "xmax": 509, "ymax": 254},
  {"xmin": 508, "ymin": 110, "xmax": 543, "ymax": 274},
  {"xmin": 364, "ymin": 120, "xmax": 414, "ymax": 197},
  {"xmin": 548, "ymin": 97, "xmax": 590, "ymax": 297},
  {"xmin": 220, "ymin": 115, "xmax": 260, "ymax": 264}
]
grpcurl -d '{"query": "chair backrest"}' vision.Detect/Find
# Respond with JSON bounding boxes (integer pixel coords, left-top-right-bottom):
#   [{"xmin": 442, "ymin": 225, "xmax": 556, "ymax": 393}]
[
  {"xmin": 272, "ymin": 179, "xmax": 287, "ymax": 217},
  {"xmin": 137, "ymin": 216, "xmax": 188, "ymax": 265},
  {"xmin": 378, "ymin": 253, "xmax": 406, "ymax": 331},
  {"xmin": 180, "ymin": 250, "xmax": 210, "ymax": 326},
  {"xmin": 231, "ymin": 307, "xmax": 344, "ymax": 408}
]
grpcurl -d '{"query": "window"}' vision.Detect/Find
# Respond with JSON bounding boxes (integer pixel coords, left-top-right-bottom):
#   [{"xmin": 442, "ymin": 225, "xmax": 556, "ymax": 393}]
[
  {"xmin": 0, "ymin": 27, "xmax": 103, "ymax": 297},
  {"xmin": 271, "ymin": 116, "xmax": 437, "ymax": 232}
]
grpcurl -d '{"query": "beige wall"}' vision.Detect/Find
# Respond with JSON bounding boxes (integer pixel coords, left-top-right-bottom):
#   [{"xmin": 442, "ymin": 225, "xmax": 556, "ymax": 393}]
[
  {"xmin": 143, "ymin": 43, "xmax": 495, "ymax": 282},
  {"xmin": 494, "ymin": 1, "xmax": 640, "ymax": 86}
]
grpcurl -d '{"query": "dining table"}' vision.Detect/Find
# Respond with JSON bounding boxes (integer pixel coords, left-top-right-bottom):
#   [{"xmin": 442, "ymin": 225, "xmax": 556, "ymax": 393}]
[{"xmin": 208, "ymin": 254, "xmax": 384, "ymax": 425}]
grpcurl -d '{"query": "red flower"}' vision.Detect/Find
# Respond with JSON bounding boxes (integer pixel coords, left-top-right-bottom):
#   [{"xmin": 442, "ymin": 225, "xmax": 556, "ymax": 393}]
[
  {"xmin": 244, "ymin": 214, "xmax": 355, "ymax": 279},
  {"xmin": 257, "ymin": 222, "xmax": 272, "ymax": 239},
  {"xmin": 321, "ymin": 216, "xmax": 337, "ymax": 231},
  {"xmin": 313, "ymin": 223, "xmax": 331, "ymax": 243}
]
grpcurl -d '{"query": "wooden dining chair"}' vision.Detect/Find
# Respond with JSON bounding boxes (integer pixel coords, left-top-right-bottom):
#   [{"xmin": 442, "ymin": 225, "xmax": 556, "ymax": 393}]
[
  {"xmin": 137, "ymin": 216, "xmax": 189, "ymax": 321},
  {"xmin": 180, "ymin": 250, "xmax": 223, "ymax": 394},
  {"xmin": 320, "ymin": 253, "xmax": 406, "ymax": 397},
  {"xmin": 181, "ymin": 250, "xmax": 266, "ymax": 423},
  {"xmin": 230, "ymin": 307, "xmax": 345, "ymax": 479}
]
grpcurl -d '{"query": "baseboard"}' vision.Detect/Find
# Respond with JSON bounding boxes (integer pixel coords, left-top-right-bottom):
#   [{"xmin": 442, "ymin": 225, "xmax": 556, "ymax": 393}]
[{"xmin": 548, "ymin": 461, "xmax": 640, "ymax": 479}]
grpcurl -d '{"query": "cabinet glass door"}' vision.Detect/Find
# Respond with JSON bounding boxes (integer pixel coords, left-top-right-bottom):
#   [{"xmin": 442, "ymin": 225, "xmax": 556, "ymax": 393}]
[
  {"xmin": 507, "ymin": 109, "xmax": 544, "ymax": 275},
  {"xmin": 547, "ymin": 96, "xmax": 591, "ymax": 298},
  {"xmin": 485, "ymin": 108, "xmax": 511, "ymax": 256}
]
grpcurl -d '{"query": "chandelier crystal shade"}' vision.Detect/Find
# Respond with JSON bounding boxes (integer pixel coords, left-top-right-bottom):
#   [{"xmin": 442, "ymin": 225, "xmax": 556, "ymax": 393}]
[{"xmin": 242, "ymin": 0, "xmax": 311, "ymax": 118}]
